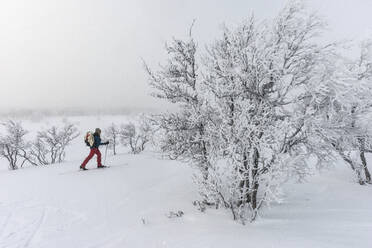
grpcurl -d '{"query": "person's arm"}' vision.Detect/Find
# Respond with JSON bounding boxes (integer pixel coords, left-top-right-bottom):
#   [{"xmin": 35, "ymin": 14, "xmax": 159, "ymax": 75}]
[
  {"xmin": 96, "ymin": 135, "xmax": 109, "ymax": 146},
  {"xmin": 94, "ymin": 135, "xmax": 100, "ymax": 148}
]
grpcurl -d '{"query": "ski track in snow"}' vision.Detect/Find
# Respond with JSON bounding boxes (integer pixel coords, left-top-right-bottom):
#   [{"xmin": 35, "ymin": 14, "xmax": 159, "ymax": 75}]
[
  {"xmin": 23, "ymin": 207, "xmax": 46, "ymax": 247},
  {"xmin": 0, "ymin": 213, "xmax": 12, "ymax": 239},
  {"xmin": 58, "ymin": 163, "xmax": 128, "ymax": 176}
]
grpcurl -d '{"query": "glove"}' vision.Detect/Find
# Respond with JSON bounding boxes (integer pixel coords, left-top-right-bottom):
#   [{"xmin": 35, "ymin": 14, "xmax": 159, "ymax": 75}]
[{"xmin": 103, "ymin": 141, "xmax": 109, "ymax": 145}]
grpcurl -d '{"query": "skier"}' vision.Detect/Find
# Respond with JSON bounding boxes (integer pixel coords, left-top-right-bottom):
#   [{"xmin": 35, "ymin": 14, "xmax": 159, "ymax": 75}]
[{"xmin": 80, "ymin": 128, "xmax": 109, "ymax": 170}]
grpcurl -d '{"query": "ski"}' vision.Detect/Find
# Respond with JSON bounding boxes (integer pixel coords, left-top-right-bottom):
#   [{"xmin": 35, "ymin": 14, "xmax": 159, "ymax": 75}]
[{"xmin": 79, "ymin": 166, "xmax": 110, "ymax": 171}]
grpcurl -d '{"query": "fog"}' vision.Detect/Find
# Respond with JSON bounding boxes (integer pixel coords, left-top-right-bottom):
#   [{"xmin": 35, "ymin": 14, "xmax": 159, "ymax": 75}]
[{"xmin": 0, "ymin": 0, "xmax": 371, "ymax": 113}]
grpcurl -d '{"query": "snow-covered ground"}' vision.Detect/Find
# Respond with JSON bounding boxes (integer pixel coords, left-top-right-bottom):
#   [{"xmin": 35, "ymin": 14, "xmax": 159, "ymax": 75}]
[{"xmin": 0, "ymin": 115, "xmax": 372, "ymax": 248}]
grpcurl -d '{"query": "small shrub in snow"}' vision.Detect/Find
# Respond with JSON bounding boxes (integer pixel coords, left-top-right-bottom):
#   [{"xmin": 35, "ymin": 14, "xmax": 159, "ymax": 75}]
[
  {"xmin": 141, "ymin": 217, "xmax": 147, "ymax": 225},
  {"xmin": 192, "ymin": 201, "xmax": 207, "ymax": 212},
  {"xmin": 30, "ymin": 123, "xmax": 79, "ymax": 165},
  {"xmin": 120, "ymin": 118, "xmax": 152, "ymax": 154},
  {"xmin": 0, "ymin": 121, "xmax": 32, "ymax": 170},
  {"xmin": 166, "ymin": 210, "xmax": 184, "ymax": 218}
]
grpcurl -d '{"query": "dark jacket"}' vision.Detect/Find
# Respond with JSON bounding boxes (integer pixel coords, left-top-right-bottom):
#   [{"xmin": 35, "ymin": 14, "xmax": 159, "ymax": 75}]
[{"xmin": 92, "ymin": 133, "xmax": 108, "ymax": 149}]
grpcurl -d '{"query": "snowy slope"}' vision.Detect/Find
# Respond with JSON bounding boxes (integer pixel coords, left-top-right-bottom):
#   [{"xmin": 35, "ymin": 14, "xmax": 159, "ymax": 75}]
[{"xmin": 0, "ymin": 115, "xmax": 372, "ymax": 248}]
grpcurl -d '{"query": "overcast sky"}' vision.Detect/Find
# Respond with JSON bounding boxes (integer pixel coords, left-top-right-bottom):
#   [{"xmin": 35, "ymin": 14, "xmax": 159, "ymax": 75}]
[{"xmin": 1, "ymin": 0, "xmax": 372, "ymax": 112}]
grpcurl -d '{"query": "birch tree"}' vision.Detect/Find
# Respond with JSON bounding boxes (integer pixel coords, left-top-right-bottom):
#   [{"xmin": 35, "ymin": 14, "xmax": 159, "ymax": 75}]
[
  {"xmin": 30, "ymin": 123, "xmax": 79, "ymax": 165},
  {"xmin": 0, "ymin": 121, "xmax": 33, "ymax": 169}
]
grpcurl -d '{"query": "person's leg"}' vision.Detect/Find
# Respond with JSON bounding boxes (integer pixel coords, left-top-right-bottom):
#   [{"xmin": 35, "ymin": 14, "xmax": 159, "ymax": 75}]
[
  {"xmin": 81, "ymin": 149, "xmax": 95, "ymax": 168},
  {"xmin": 95, "ymin": 148, "xmax": 102, "ymax": 167}
]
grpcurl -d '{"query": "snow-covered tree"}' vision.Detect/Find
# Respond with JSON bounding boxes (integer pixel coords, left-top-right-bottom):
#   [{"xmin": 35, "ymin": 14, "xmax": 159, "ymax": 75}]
[
  {"xmin": 145, "ymin": 1, "xmax": 372, "ymax": 222},
  {"xmin": 347, "ymin": 41, "xmax": 372, "ymax": 184},
  {"xmin": 105, "ymin": 123, "xmax": 120, "ymax": 155},
  {"xmin": 200, "ymin": 1, "xmax": 342, "ymax": 221},
  {"xmin": 0, "ymin": 121, "xmax": 33, "ymax": 170},
  {"xmin": 120, "ymin": 118, "xmax": 152, "ymax": 154},
  {"xmin": 313, "ymin": 41, "xmax": 372, "ymax": 185},
  {"xmin": 30, "ymin": 123, "xmax": 79, "ymax": 165}
]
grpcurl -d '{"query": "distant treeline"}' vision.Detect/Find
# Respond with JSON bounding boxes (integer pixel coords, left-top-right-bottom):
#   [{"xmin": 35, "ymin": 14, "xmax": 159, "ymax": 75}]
[{"xmin": 0, "ymin": 107, "xmax": 161, "ymax": 119}]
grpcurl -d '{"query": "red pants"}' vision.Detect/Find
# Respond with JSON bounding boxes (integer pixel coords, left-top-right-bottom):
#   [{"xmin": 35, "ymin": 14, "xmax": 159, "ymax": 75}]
[{"xmin": 81, "ymin": 148, "xmax": 102, "ymax": 168}]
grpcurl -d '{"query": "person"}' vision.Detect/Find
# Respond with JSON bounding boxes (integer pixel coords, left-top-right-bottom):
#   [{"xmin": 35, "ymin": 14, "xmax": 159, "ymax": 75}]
[{"xmin": 80, "ymin": 128, "xmax": 109, "ymax": 170}]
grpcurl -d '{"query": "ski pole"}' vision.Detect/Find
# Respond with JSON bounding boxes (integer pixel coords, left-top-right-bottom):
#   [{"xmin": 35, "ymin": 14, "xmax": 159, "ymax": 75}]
[{"xmin": 104, "ymin": 144, "xmax": 108, "ymax": 165}]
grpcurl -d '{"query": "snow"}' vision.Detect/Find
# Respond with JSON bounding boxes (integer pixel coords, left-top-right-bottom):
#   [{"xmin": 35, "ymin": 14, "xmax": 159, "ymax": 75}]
[{"xmin": 0, "ymin": 115, "xmax": 372, "ymax": 248}]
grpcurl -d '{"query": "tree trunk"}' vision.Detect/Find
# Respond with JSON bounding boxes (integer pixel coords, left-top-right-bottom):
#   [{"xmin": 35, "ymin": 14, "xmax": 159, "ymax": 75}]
[
  {"xmin": 250, "ymin": 147, "xmax": 259, "ymax": 210},
  {"xmin": 358, "ymin": 138, "xmax": 371, "ymax": 183},
  {"xmin": 333, "ymin": 143, "xmax": 365, "ymax": 185},
  {"xmin": 238, "ymin": 152, "xmax": 250, "ymax": 207},
  {"xmin": 341, "ymin": 152, "xmax": 364, "ymax": 185},
  {"xmin": 199, "ymin": 124, "xmax": 209, "ymax": 181},
  {"xmin": 349, "ymin": 106, "xmax": 367, "ymax": 184}
]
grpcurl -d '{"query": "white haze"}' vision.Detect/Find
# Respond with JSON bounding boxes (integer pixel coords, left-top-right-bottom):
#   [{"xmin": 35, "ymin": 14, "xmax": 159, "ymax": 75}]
[{"xmin": 0, "ymin": 0, "xmax": 371, "ymax": 113}]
